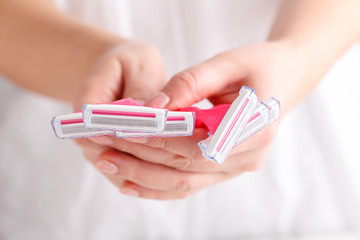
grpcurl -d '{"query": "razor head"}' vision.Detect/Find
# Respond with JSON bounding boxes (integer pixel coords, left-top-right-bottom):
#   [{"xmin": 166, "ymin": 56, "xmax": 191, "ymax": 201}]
[
  {"xmin": 199, "ymin": 86, "xmax": 258, "ymax": 164},
  {"xmin": 235, "ymin": 98, "xmax": 280, "ymax": 145},
  {"xmin": 198, "ymin": 97, "xmax": 281, "ymax": 160},
  {"xmin": 82, "ymin": 104, "xmax": 168, "ymax": 132},
  {"xmin": 115, "ymin": 111, "xmax": 196, "ymax": 138},
  {"xmin": 51, "ymin": 112, "xmax": 114, "ymax": 139}
]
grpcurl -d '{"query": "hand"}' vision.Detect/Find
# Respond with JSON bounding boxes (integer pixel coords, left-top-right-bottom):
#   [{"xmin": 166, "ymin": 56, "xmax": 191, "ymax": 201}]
[
  {"xmin": 86, "ymin": 41, "xmax": 314, "ymax": 200},
  {"xmin": 73, "ymin": 40, "xmax": 167, "ymax": 109},
  {"xmin": 72, "ymin": 39, "xmax": 168, "ymax": 188}
]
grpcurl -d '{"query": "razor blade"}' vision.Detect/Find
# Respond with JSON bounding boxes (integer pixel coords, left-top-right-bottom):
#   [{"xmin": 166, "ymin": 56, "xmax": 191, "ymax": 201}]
[
  {"xmin": 115, "ymin": 111, "xmax": 195, "ymax": 138},
  {"xmin": 51, "ymin": 112, "xmax": 114, "ymax": 139},
  {"xmin": 199, "ymin": 86, "xmax": 258, "ymax": 164},
  {"xmin": 82, "ymin": 104, "xmax": 168, "ymax": 132}
]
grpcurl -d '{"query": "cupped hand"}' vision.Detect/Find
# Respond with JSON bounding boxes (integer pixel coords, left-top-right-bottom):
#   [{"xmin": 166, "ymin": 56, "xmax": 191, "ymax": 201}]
[
  {"xmin": 85, "ymin": 41, "xmax": 312, "ymax": 200},
  {"xmin": 72, "ymin": 39, "xmax": 168, "ymax": 191}
]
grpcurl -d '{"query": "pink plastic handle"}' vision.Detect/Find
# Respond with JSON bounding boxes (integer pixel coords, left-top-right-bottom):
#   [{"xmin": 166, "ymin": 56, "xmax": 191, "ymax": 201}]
[
  {"xmin": 110, "ymin": 98, "xmax": 144, "ymax": 106},
  {"xmin": 93, "ymin": 98, "xmax": 143, "ymax": 106},
  {"xmin": 178, "ymin": 105, "xmax": 230, "ymax": 134}
]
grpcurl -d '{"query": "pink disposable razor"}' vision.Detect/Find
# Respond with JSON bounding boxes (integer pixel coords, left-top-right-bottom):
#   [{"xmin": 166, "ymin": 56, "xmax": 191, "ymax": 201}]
[
  {"xmin": 52, "ymin": 98, "xmax": 159, "ymax": 139},
  {"xmin": 197, "ymin": 86, "xmax": 258, "ymax": 164},
  {"xmin": 198, "ymin": 98, "xmax": 280, "ymax": 153}
]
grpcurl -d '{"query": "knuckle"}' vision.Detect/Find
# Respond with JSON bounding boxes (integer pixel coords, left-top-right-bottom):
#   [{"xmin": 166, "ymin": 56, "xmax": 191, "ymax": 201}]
[
  {"xmin": 149, "ymin": 138, "xmax": 168, "ymax": 149},
  {"xmin": 168, "ymin": 156, "xmax": 193, "ymax": 171},
  {"xmin": 174, "ymin": 175, "xmax": 191, "ymax": 192},
  {"xmin": 172, "ymin": 70, "xmax": 199, "ymax": 96},
  {"xmin": 121, "ymin": 142, "xmax": 137, "ymax": 155},
  {"xmin": 125, "ymin": 162, "xmax": 140, "ymax": 180},
  {"xmin": 189, "ymin": 148, "xmax": 204, "ymax": 161}
]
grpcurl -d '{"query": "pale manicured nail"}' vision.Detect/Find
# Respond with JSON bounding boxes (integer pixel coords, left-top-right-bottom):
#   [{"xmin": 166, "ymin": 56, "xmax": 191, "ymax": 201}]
[
  {"xmin": 146, "ymin": 92, "xmax": 170, "ymax": 108},
  {"xmin": 121, "ymin": 188, "xmax": 140, "ymax": 197},
  {"xmin": 89, "ymin": 136, "xmax": 113, "ymax": 145},
  {"xmin": 134, "ymin": 99, "xmax": 145, "ymax": 105},
  {"xmin": 124, "ymin": 137, "xmax": 148, "ymax": 143},
  {"xmin": 95, "ymin": 160, "xmax": 118, "ymax": 174}
]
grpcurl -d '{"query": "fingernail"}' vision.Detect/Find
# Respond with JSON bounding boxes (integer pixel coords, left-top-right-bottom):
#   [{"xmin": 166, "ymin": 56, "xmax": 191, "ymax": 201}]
[
  {"xmin": 146, "ymin": 92, "xmax": 170, "ymax": 108},
  {"xmin": 134, "ymin": 99, "xmax": 145, "ymax": 105},
  {"xmin": 89, "ymin": 136, "xmax": 113, "ymax": 145},
  {"xmin": 120, "ymin": 188, "xmax": 140, "ymax": 197},
  {"xmin": 95, "ymin": 160, "xmax": 118, "ymax": 174},
  {"xmin": 124, "ymin": 137, "xmax": 148, "ymax": 143}
]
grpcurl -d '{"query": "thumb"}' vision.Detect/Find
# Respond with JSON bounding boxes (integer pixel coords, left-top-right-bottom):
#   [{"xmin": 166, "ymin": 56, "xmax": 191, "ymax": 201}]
[
  {"xmin": 121, "ymin": 68, "xmax": 167, "ymax": 105},
  {"xmin": 72, "ymin": 58, "xmax": 123, "ymax": 111},
  {"xmin": 146, "ymin": 54, "xmax": 248, "ymax": 110}
]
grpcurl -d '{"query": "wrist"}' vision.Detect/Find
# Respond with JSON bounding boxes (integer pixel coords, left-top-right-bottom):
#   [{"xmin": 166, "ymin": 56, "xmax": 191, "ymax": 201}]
[
  {"xmin": 259, "ymin": 40, "xmax": 317, "ymax": 114},
  {"xmin": 0, "ymin": 0, "xmax": 126, "ymax": 102}
]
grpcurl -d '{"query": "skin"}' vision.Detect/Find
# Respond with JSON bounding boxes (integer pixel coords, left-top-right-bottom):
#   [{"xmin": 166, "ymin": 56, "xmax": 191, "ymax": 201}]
[{"xmin": 1, "ymin": 0, "xmax": 360, "ymax": 200}]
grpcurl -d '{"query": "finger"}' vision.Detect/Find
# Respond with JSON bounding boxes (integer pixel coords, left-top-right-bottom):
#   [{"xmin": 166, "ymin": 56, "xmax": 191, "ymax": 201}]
[
  {"xmin": 223, "ymin": 145, "xmax": 271, "ymax": 174},
  {"xmin": 73, "ymin": 57, "xmax": 124, "ymax": 111},
  {"xmin": 96, "ymin": 150, "xmax": 230, "ymax": 192},
  {"xmin": 120, "ymin": 180, "xmax": 197, "ymax": 200},
  {"xmin": 73, "ymin": 138, "xmax": 110, "ymax": 155},
  {"xmin": 120, "ymin": 45, "xmax": 167, "ymax": 101},
  {"xmin": 137, "ymin": 126, "xmax": 271, "ymax": 161},
  {"xmin": 140, "ymin": 128, "xmax": 209, "ymax": 158},
  {"xmin": 80, "ymin": 147, "xmax": 126, "ymax": 187},
  {"xmin": 89, "ymin": 124, "xmax": 276, "ymax": 172},
  {"xmin": 106, "ymin": 136, "xmax": 221, "ymax": 172},
  {"xmin": 109, "ymin": 137, "xmax": 186, "ymax": 167},
  {"xmin": 94, "ymin": 128, "xmax": 207, "ymax": 160},
  {"xmin": 228, "ymin": 123, "xmax": 279, "ymax": 154},
  {"xmin": 146, "ymin": 52, "xmax": 249, "ymax": 109}
]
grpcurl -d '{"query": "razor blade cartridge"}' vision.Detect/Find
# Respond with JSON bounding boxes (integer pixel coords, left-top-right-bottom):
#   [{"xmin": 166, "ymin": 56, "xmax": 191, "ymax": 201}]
[
  {"xmin": 82, "ymin": 104, "xmax": 168, "ymax": 132},
  {"xmin": 234, "ymin": 101, "xmax": 270, "ymax": 145},
  {"xmin": 234, "ymin": 98, "xmax": 280, "ymax": 146},
  {"xmin": 200, "ymin": 86, "xmax": 258, "ymax": 164},
  {"xmin": 51, "ymin": 112, "xmax": 114, "ymax": 139},
  {"xmin": 115, "ymin": 111, "xmax": 195, "ymax": 138},
  {"xmin": 197, "ymin": 103, "xmax": 268, "ymax": 151}
]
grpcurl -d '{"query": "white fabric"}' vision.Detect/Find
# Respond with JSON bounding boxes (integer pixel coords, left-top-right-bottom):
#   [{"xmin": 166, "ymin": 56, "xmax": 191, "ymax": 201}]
[{"xmin": 1, "ymin": 0, "xmax": 360, "ymax": 239}]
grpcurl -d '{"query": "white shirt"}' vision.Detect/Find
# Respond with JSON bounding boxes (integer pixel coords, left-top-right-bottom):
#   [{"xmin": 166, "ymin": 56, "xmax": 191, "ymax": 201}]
[{"xmin": 1, "ymin": 1, "xmax": 359, "ymax": 239}]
